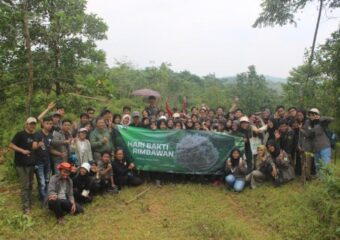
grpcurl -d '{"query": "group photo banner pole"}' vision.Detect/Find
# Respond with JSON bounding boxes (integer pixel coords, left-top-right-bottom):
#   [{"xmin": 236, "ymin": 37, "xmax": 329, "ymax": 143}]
[{"xmin": 115, "ymin": 125, "xmax": 245, "ymax": 175}]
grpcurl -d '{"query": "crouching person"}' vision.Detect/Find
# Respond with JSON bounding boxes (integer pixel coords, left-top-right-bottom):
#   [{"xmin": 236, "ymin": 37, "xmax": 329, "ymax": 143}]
[
  {"xmin": 72, "ymin": 163, "xmax": 93, "ymax": 203},
  {"xmin": 225, "ymin": 149, "xmax": 247, "ymax": 192},
  {"xmin": 246, "ymin": 145, "xmax": 276, "ymax": 189},
  {"xmin": 48, "ymin": 162, "xmax": 84, "ymax": 224},
  {"xmin": 267, "ymin": 140, "xmax": 295, "ymax": 186},
  {"xmin": 112, "ymin": 148, "xmax": 143, "ymax": 190},
  {"xmin": 98, "ymin": 151, "xmax": 118, "ymax": 194}
]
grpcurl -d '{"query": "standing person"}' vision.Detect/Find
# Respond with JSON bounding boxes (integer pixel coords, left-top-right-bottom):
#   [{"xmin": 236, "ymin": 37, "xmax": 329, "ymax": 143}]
[
  {"xmin": 33, "ymin": 116, "xmax": 53, "ymax": 204},
  {"xmin": 71, "ymin": 128, "xmax": 93, "ymax": 166},
  {"xmin": 308, "ymin": 108, "xmax": 334, "ymax": 175},
  {"xmin": 267, "ymin": 140, "xmax": 295, "ymax": 186},
  {"xmin": 9, "ymin": 117, "xmax": 37, "ymax": 214},
  {"xmin": 50, "ymin": 119, "xmax": 73, "ymax": 173},
  {"xmin": 47, "ymin": 162, "xmax": 84, "ymax": 224},
  {"xmin": 225, "ymin": 149, "xmax": 247, "ymax": 192},
  {"xmin": 145, "ymin": 96, "xmax": 159, "ymax": 117},
  {"xmin": 90, "ymin": 117, "xmax": 113, "ymax": 163},
  {"xmin": 72, "ymin": 113, "xmax": 90, "ymax": 137},
  {"xmin": 130, "ymin": 111, "xmax": 142, "ymax": 127},
  {"xmin": 112, "ymin": 148, "xmax": 143, "ymax": 190},
  {"xmin": 275, "ymin": 120, "xmax": 294, "ymax": 167}
]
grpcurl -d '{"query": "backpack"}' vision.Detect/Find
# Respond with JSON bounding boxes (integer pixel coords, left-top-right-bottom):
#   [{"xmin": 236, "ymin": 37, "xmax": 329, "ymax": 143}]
[{"xmin": 324, "ymin": 127, "xmax": 337, "ymax": 149}]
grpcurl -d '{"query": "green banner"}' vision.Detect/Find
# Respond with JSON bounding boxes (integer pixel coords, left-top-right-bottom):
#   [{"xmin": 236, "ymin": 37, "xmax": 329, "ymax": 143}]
[{"xmin": 116, "ymin": 125, "xmax": 244, "ymax": 175}]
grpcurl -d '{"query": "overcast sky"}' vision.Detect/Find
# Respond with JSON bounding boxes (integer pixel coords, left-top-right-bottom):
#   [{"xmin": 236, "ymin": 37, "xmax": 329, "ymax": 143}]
[{"xmin": 86, "ymin": 0, "xmax": 340, "ymax": 78}]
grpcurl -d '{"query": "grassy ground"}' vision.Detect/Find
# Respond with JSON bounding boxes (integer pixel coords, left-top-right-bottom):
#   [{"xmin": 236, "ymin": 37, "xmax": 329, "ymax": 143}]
[{"xmin": 0, "ymin": 152, "xmax": 339, "ymax": 240}]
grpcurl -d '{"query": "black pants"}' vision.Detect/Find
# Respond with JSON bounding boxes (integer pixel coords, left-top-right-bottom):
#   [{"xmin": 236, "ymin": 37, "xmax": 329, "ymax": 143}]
[
  {"xmin": 48, "ymin": 199, "xmax": 83, "ymax": 219},
  {"xmin": 73, "ymin": 188, "xmax": 93, "ymax": 203},
  {"xmin": 115, "ymin": 174, "xmax": 143, "ymax": 189}
]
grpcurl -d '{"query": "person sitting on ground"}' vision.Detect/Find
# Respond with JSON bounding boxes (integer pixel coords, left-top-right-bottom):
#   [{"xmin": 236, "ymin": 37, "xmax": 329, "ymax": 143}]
[
  {"xmin": 267, "ymin": 140, "xmax": 295, "ymax": 186},
  {"xmin": 88, "ymin": 161, "xmax": 102, "ymax": 195},
  {"xmin": 72, "ymin": 163, "xmax": 93, "ymax": 203},
  {"xmin": 112, "ymin": 148, "xmax": 143, "ymax": 190},
  {"xmin": 246, "ymin": 145, "xmax": 276, "ymax": 189},
  {"xmin": 98, "ymin": 151, "xmax": 118, "ymax": 194},
  {"xmin": 225, "ymin": 148, "xmax": 247, "ymax": 192},
  {"xmin": 47, "ymin": 162, "xmax": 84, "ymax": 224}
]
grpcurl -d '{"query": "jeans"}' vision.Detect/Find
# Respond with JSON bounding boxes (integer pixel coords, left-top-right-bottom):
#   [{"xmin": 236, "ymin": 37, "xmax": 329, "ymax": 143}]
[
  {"xmin": 314, "ymin": 147, "xmax": 332, "ymax": 174},
  {"xmin": 225, "ymin": 174, "xmax": 245, "ymax": 192},
  {"xmin": 36, "ymin": 162, "xmax": 51, "ymax": 202},
  {"xmin": 16, "ymin": 166, "xmax": 35, "ymax": 211}
]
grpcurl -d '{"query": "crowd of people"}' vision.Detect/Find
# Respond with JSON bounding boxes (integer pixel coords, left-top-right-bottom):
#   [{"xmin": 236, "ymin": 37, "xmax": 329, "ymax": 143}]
[{"xmin": 9, "ymin": 95, "xmax": 336, "ymax": 224}]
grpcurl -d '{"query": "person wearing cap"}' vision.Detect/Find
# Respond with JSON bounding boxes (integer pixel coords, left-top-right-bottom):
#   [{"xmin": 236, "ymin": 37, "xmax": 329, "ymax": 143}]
[
  {"xmin": 89, "ymin": 117, "xmax": 113, "ymax": 163},
  {"xmin": 72, "ymin": 163, "xmax": 93, "ymax": 203},
  {"xmin": 145, "ymin": 96, "xmax": 159, "ymax": 117},
  {"xmin": 237, "ymin": 116, "xmax": 268, "ymax": 172},
  {"xmin": 308, "ymin": 108, "xmax": 334, "ymax": 174},
  {"xmin": 32, "ymin": 116, "xmax": 54, "ymax": 204},
  {"xmin": 71, "ymin": 128, "xmax": 93, "ymax": 166},
  {"xmin": 48, "ymin": 162, "xmax": 84, "ymax": 224},
  {"xmin": 129, "ymin": 111, "xmax": 142, "ymax": 127},
  {"xmin": 9, "ymin": 117, "xmax": 37, "ymax": 214}
]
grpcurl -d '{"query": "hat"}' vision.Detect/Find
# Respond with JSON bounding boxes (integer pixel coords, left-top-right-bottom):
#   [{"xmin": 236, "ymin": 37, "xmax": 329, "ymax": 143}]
[
  {"xmin": 308, "ymin": 108, "xmax": 320, "ymax": 115},
  {"xmin": 239, "ymin": 116, "xmax": 250, "ymax": 123},
  {"xmin": 51, "ymin": 112, "xmax": 61, "ymax": 117},
  {"xmin": 78, "ymin": 127, "xmax": 88, "ymax": 133},
  {"xmin": 131, "ymin": 111, "xmax": 140, "ymax": 118},
  {"xmin": 159, "ymin": 116, "xmax": 167, "ymax": 121},
  {"xmin": 173, "ymin": 113, "xmax": 180, "ymax": 118},
  {"xmin": 88, "ymin": 160, "xmax": 98, "ymax": 166},
  {"xmin": 26, "ymin": 117, "xmax": 37, "ymax": 124},
  {"xmin": 57, "ymin": 162, "xmax": 72, "ymax": 171},
  {"xmin": 80, "ymin": 162, "xmax": 91, "ymax": 172}
]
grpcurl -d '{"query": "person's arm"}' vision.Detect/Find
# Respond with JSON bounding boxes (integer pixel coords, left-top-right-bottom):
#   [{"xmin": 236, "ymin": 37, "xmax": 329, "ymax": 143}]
[
  {"xmin": 181, "ymin": 96, "xmax": 187, "ymax": 114},
  {"xmin": 165, "ymin": 97, "xmax": 174, "ymax": 116},
  {"xmin": 37, "ymin": 102, "xmax": 56, "ymax": 123},
  {"xmin": 89, "ymin": 131, "xmax": 104, "ymax": 148},
  {"xmin": 99, "ymin": 164, "xmax": 112, "ymax": 177},
  {"xmin": 47, "ymin": 176, "xmax": 58, "ymax": 200},
  {"xmin": 50, "ymin": 148, "xmax": 64, "ymax": 158}
]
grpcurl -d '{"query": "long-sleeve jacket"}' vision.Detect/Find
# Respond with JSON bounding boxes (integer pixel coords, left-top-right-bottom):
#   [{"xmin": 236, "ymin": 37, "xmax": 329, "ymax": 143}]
[
  {"xmin": 89, "ymin": 128, "xmax": 113, "ymax": 153},
  {"xmin": 71, "ymin": 139, "xmax": 93, "ymax": 165},
  {"xmin": 48, "ymin": 174, "xmax": 75, "ymax": 203},
  {"xmin": 51, "ymin": 130, "xmax": 71, "ymax": 163},
  {"xmin": 312, "ymin": 117, "xmax": 334, "ymax": 151}
]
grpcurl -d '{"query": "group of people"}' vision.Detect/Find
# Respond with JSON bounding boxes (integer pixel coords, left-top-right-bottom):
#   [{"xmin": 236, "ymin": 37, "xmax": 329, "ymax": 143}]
[{"xmin": 9, "ymin": 95, "xmax": 335, "ymax": 224}]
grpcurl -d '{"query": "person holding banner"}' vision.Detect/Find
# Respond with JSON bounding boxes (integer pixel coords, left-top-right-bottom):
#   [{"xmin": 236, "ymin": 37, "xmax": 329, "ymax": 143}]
[{"xmin": 225, "ymin": 149, "xmax": 247, "ymax": 192}]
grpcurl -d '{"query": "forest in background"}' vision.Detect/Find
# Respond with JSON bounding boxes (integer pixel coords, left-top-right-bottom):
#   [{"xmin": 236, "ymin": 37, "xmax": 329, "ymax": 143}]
[{"xmin": 0, "ymin": 0, "xmax": 339, "ymax": 148}]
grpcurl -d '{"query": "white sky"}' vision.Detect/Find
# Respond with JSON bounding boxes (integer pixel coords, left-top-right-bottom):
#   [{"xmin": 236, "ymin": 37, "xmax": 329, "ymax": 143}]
[{"xmin": 86, "ymin": 0, "xmax": 340, "ymax": 78}]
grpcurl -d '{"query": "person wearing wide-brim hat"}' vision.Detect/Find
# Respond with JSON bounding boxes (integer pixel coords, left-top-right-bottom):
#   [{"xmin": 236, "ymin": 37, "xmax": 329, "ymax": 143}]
[
  {"xmin": 47, "ymin": 162, "xmax": 84, "ymax": 224},
  {"xmin": 307, "ymin": 108, "xmax": 334, "ymax": 175},
  {"xmin": 72, "ymin": 163, "xmax": 93, "ymax": 204}
]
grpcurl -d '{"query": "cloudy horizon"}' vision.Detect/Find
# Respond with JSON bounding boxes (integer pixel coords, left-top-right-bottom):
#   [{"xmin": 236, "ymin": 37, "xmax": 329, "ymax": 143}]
[{"xmin": 86, "ymin": 0, "xmax": 340, "ymax": 79}]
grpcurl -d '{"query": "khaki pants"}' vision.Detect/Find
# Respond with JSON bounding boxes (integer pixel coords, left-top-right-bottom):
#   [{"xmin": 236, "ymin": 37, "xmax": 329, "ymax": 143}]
[
  {"xmin": 246, "ymin": 170, "xmax": 266, "ymax": 189},
  {"xmin": 16, "ymin": 166, "xmax": 35, "ymax": 211}
]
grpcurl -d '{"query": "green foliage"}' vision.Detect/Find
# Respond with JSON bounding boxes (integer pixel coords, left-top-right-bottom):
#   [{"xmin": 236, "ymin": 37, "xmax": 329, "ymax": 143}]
[
  {"xmin": 253, "ymin": 0, "xmax": 339, "ymax": 28},
  {"xmin": 233, "ymin": 65, "xmax": 281, "ymax": 113}
]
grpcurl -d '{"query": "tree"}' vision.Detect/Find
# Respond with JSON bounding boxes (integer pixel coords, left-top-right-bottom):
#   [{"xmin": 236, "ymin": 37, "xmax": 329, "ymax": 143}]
[{"xmin": 233, "ymin": 65, "xmax": 280, "ymax": 114}]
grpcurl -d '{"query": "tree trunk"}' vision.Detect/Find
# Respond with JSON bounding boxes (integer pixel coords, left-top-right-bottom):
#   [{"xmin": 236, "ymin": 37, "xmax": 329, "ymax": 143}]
[{"xmin": 22, "ymin": 0, "xmax": 33, "ymax": 116}]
